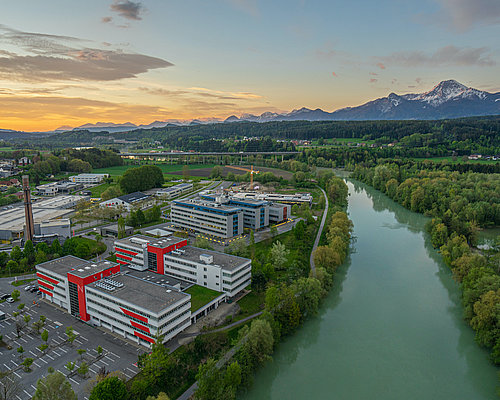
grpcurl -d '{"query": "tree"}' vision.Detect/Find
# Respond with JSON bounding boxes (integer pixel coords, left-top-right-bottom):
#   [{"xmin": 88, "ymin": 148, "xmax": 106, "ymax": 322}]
[
  {"xmin": 136, "ymin": 209, "xmax": 146, "ymax": 227},
  {"xmin": 38, "ymin": 344, "xmax": 48, "ymax": 353},
  {"xmin": 65, "ymin": 362, "xmax": 75, "ymax": 373},
  {"xmin": 182, "ymin": 165, "xmax": 189, "ymax": 181},
  {"xmin": 97, "ymin": 345, "xmax": 103, "ymax": 356},
  {"xmin": 66, "ymin": 326, "xmax": 77, "ymax": 345},
  {"xmin": 244, "ymin": 319, "xmax": 274, "ymax": 365},
  {"xmin": 117, "ymin": 217, "xmax": 126, "ymax": 239},
  {"xmin": 0, "ymin": 370, "xmax": 21, "ymax": 400},
  {"xmin": 89, "ymin": 376, "xmax": 128, "ymax": 400},
  {"xmin": 10, "ymin": 289, "xmax": 20, "ymax": 301},
  {"xmin": 41, "ymin": 329, "xmax": 49, "ymax": 343},
  {"xmin": 33, "ymin": 371, "xmax": 77, "ymax": 400},
  {"xmin": 77, "ymin": 348, "xmax": 86, "ymax": 361},
  {"xmin": 195, "ymin": 358, "xmax": 239, "ymax": 400},
  {"xmin": 23, "ymin": 314, "xmax": 31, "ymax": 325},
  {"xmin": 17, "ymin": 346, "xmax": 24, "ymax": 359},
  {"xmin": 270, "ymin": 225, "xmax": 278, "ymax": 238},
  {"xmin": 51, "ymin": 240, "xmax": 62, "ymax": 256},
  {"xmin": 120, "ymin": 165, "xmax": 164, "ymax": 193},
  {"xmin": 23, "ymin": 240, "xmax": 35, "ymax": 264},
  {"xmin": 146, "ymin": 393, "xmax": 170, "ymax": 400},
  {"xmin": 17, "ymin": 303, "xmax": 25, "ymax": 311},
  {"xmin": 21, "ymin": 358, "xmax": 33, "ymax": 372},
  {"xmin": 194, "ymin": 237, "xmax": 214, "ymax": 250},
  {"xmin": 77, "ymin": 362, "xmax": 89, "ymax": 378},
  {"xmin": 10, "ymin": 246, "xmax": 22, "ymax": 262},
  {"xmin": 269, "ymin": 241, "xmax": 289, "ymax": 270},
  {"xmin": 101, "ymin": 185, "xmax": 122, "ymax": 201}
]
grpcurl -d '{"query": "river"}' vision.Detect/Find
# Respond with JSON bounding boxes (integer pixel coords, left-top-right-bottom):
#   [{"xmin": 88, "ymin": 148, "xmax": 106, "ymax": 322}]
[{"xmin": 241, "ymin": 180, "xmax": 498, "ymax": 400}]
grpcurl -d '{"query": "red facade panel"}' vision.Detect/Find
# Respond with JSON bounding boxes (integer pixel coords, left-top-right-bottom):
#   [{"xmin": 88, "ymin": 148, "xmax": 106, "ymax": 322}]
[
  {"xmin": 130, "ymin": 320, "xmax": 151, "ymax": 333},
  {"xmin": 133, "ymin": 330, "xmax": 155, "ymax": 344},
  {"xmin": 39, "ymin": 287, "xmax": 53, "ymax": 297},
  {"xmin": 115, "ymin": 247, "xmax": 138, "ymax": 256},
  {"xmin": 36, "ymin": 272, "xmax": 59, "ymax": 285},
  {"xmin": 38, "ymin": 279, "xmax": 54, "ymax": 291},
  {"xmin": 120, "ymin": 307, "xmax": 148, "ymax": 324}
]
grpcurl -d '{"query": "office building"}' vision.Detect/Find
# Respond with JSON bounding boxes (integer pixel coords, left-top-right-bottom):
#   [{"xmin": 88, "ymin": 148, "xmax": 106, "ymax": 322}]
[
  {"xmin": 156, "ymin": 183, "xmax": 193, "ymax": 199},
  {"xmin": 36, "ymin": 256, "xmax": 191, "ymax": 346},
  {"xmin": 171, "ymin": 199, "xmax": 243, "ymax": 239},
  {"xmin": 69, "ymin": 173, "xmax": 109, "ymax": 184},
  {"xmin": 268, "ymin": 203, "xmax": 291, "ymax": 224},
  {"xmin": 100, "ymin": 191, "xmax": 150, "ymax": 211}
]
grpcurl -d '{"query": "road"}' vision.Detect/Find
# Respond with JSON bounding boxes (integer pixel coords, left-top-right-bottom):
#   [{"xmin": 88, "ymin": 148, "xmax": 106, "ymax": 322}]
[{"xmin": 309, "ymin": 187, "xmax": 328, "ymax": 277}]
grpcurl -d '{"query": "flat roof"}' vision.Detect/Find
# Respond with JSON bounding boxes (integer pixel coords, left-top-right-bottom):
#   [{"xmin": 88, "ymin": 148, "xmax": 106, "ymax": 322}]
[
  {"xmin": 33, "ymin": 195, "xmax": 87, "ymax": 209},
  {"xmin": 37, "ymin": 255, "xmax": 87, "ymax": 277},
  {"xmin": 115, "ymin": 234, "xmax": 185, "ymax": 250},
  {"xmin": 68, "ymin": 260, "xmax": 120, "ymax": 279},
  {"xmin": 166, "ymin": 245, "xmax": 250, "ymax": 272},
  {"xmin": 101, "ymin": 223, "xmax": 134, "ymax": 232},
  {"xmin": 173, "ymin": 199, "xmax": 241, "ymax": 213},
  {"xmin": 117, "ymin": 191, "xmax": 149, "ymax": 204},
  {"xmin": 71, "ymin": 173, "xmax": 108, "ymax": 178},
  {"xmin": 0, "ymin": 207, "xmax": 73, "ymax": 232},
  {"xmin": 157, "ymin": 183, "xmax": 192, "ymax": 193},
  {"xmin": 86, "ymin": 273, "xmax": 189, "ymax": 314},
  {"xmin": 125, "ymin": 268, "xmax": 191, "ymax": 290}
]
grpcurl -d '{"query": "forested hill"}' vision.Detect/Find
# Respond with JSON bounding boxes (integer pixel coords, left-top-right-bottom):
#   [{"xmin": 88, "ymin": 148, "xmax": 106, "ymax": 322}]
[{"xmin": 19, "ymin": 115, "xmax": 500, "ymax": 151}]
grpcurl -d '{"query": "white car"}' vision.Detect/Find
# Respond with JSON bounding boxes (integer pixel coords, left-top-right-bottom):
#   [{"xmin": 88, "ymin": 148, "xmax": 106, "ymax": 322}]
[
  {"xmin": 6, "ymin": 297, "xmax": 14, "ymax": 303},
  {"xmin": 24, "ymin": 285, "xmax": 32, "ymax": 291}
]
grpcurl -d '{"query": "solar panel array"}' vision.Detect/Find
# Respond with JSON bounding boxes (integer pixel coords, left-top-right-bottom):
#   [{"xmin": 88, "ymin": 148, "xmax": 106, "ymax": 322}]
[
  {"xmin": 95, "ymin": 281, "xmax": 115, "ymax": 291},
  {"xmin": 102, "ymin": 278, "xmax": 124, "ymax": 288}
]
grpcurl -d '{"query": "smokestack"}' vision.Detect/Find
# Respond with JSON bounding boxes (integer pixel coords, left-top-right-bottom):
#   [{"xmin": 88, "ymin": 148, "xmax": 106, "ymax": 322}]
[{"xmin": 23, "ymin": 175, "xmax": 34, "ymax": 242}]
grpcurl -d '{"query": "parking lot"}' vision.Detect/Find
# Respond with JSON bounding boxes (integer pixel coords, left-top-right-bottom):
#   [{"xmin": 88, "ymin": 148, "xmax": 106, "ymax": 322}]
[{"xmin": 0, "ymin": 277, "xmax": 145, "ymax": 400}]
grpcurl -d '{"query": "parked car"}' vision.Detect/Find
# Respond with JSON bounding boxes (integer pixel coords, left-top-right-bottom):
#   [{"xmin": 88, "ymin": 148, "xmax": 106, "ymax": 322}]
[
  {"xmin": 0, "ymin": 294, "xmax": 10, "ymax": 300},
  {"xmin": 24, "ymin": 285, "xmax": 32, "ymax": 291},
  {"xmin": 30, "ymin": 287, "xmax": 39, "ymax": 293},
  {"xmin": 6, "ymin": 297, "xmax": 14, "ymax": 303}
]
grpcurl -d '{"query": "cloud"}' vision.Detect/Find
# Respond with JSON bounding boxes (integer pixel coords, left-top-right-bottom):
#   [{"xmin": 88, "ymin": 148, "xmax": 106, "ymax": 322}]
[
  {"xmin": 430, "ymin": 0, "xmax": 500, "ymax": 31},
  {"xmin": 369, "ymin": 72, "xmax": 378, "ymax": 76},
  {"xmin": 139, "ymin": 86, "xmax": 263, "ymax": 101},
  {"xmin": 102, "ymin": 16, "xmax": 113, "ymax": 23},
  {"xmin": 370, "ymin": 78, "xmax": 378, "ymax": 83},
  {"xmin": 110, "ymin": 0, "xmax": 144, "ymax": 21},
  {"xmin": 0, "ymin": 25, "xmax": 173, "ymax": 82},
  {"xmin": 379, "ymin": 45, "xmax": 495, "ymax": 67},
  {"xmin": 376, "ymin": 62, "xmax": 386, "ymax": 70}
]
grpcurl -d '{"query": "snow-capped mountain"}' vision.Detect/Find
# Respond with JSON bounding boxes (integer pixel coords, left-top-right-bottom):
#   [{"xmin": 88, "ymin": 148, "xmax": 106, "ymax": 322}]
[{"xmin": 329, "ymin": 80, "xmax": 500, "ymax": 120}]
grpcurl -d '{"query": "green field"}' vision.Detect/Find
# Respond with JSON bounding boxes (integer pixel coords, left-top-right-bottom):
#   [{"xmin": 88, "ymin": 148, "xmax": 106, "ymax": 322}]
[
  {"xmin": 411, "ymin": 156, "xmax": 499, "ymax": 164},
  {"xmin": 236, "ymin": 290, "xmax": 264, "ymax": 318},
  {"xmin": 184, "ymin": 285, "xmax": 221, "ymax": 312},
  {"xmin": 93, "ymin": 163, "xmax": 216, "ymax": 177}
]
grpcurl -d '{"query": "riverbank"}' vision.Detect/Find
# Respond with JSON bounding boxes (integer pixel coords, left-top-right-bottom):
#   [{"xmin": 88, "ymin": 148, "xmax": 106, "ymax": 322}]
[{"xmin": 240, "ymin": 180, "xmax": 498, "ymax": 400}]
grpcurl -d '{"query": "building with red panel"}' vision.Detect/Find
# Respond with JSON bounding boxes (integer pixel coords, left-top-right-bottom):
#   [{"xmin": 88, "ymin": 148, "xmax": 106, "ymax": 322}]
[
  {"xmin": 36, "ymin": 255, "xmax": 192, "ymax": 346},
  {"xmin": 114, "ymin": 234, "xmax": 187, "ymax": 273}
]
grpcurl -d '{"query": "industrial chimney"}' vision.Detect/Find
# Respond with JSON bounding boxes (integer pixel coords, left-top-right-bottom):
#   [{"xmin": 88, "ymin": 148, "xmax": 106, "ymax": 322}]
[{"xmin": 23, "ymin": 175, "xmax": 34, "ymax": 242}]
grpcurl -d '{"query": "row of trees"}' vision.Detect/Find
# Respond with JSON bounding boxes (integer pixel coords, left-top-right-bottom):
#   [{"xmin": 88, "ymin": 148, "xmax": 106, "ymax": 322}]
[{"xmin": 0, "ymin": 237, "xmax": 105, "ymax": 276}]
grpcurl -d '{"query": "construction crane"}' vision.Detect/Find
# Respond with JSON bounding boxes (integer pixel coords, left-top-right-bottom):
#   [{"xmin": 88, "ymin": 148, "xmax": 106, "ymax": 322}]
[{"xmin": 225, "ymin": 165, "xmax": 259, "ymax": 189}]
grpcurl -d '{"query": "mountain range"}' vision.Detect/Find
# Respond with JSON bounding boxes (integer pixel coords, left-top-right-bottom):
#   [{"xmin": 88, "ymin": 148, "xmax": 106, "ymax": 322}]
[{"xmin": 2, "ymin": 80, "xmax": 499, "ymax": 135}]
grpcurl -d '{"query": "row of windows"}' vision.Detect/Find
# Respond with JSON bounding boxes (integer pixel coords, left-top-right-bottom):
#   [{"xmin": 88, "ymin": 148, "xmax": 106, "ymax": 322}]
[
  {"xmin": 86, "ymin": 290, "xmax": 155, "ymax": 320},
  {"xmin": 227, "ymin": 277, "xmax": 251, "ymax": 294},
  {"xmin": 171, "ymin": 214, "xmax": 227, "ymax": 237},
  {"xmin": 37, "ymin": 269, "xmax": 63, "ymax": 283},
  {"xmin": 166, "ymin": 264, "xmax": 196, "ymax": 276},
  {"xmin": 172, "ymin": 208, "xmax": 228, "ymax": 224},
  {"xmin": 222, "ymin": 262, "xmax": 251, "ymax": 278},
  {"xmin": 167, "ymin": 271, "xmax": 196, "ymax": 283}
]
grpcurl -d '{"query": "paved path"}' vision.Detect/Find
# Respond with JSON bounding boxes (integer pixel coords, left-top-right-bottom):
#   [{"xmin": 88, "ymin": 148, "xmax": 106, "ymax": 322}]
[
  {"xmin": 178, "ymin": 311, "xmax": 263, "ymax": 339},
  {"xmin": 310, "ymin": 187, "xmax": 329, "ymax": 277}
]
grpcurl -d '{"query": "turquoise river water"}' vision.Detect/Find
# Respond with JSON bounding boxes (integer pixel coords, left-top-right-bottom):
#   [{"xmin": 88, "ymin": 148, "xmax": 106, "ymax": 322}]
[{"xmin": 241, "ymin": 180, "xmax": 498, "ymax": 400}]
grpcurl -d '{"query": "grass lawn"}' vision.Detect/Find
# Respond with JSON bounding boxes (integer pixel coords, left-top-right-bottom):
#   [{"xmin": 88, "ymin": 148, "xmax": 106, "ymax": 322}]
[
  {"xmin": 93, "ymin": 163, "xmax": 216, "ymax": 177},
  {"xmin": 89, "ymin": 183, "xmax": 115, "ymax": 197},
  {"xmin": 237, "ymin": 290, "xmax": 264, "ymax": 317},
  {"xmin": 11, "ymin": 278, "xmax": 36, "ymax": 287},
  {"xmin": 184, "ymin": 285, "xmax": 221, "ymax": 312}
]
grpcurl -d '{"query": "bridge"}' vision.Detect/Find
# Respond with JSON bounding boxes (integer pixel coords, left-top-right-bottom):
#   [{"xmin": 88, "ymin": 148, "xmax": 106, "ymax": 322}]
[{"xmin": 119, "ymin": 151, "xmax": 299, "ymax": 157}]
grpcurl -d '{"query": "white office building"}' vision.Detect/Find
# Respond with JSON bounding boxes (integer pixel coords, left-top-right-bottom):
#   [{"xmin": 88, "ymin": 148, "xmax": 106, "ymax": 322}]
[{"xmin": 69, "ymin": 174, "xmax": 109, "ymax": 184}]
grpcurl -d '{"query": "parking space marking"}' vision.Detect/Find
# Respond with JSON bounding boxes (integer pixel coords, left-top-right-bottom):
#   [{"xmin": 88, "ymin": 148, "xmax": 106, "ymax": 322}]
[
  {"xmin": 33, "ymin": 361, "xmax": 41, "ymax": 368},
  {"xmin": 45, "ymin": 353, "xmax": 54, "ymax": 360},
  {"xmin": 19, "ymin": 337, "xmax": 27, "ymax": 343},
  {"xmin": 13, "ymin": 371, "xmax": 22, "ymax": 378},
  {"xmin": 59, "ymin": 347, "xmax": 68, "ymax": 354},
  {"xmin": 38, "ymin": 357, "xmax": 48, "ymax": 364},
  {"xmin": 126, "ymin": 367, "xmax": 136, "ymax": 374},
  {"xmin": 31, "ymin": 385, "xmax": 37, "ymax": 391},
  {"xmin": 105, "ymin": 355, "xmax": 114, "ymax": 361},
  {"xmin": 3, "ymin": 363, "xmax": 11, "ymax": 370},
  {"xmin": 52, "ymin": 349, "xmax": 61, "ymax": 357},
  {"xmin": 24, "ymin": 389, "xmax": 32, "ymax": 398},
  {"xmin": 10, "ymin": 359, "xmax": 17, "ymax": 366},
  {"xmin": 69, "ymin": 377, "xmax": 79, "ymax": 385},
  {"xmin": 89, "ymin": 366, "xmax": 99, "ymax": 374},
  {"xmin": 15, "ymin": 395, "xmax": 22, "ymax": 400},
  {"xmin": 99, "ymin": 360, "xmax": 109, "ymax": 366},
  {"xmin": 29, "ymin": 350, "xmax": 37, "ymax": 357}
]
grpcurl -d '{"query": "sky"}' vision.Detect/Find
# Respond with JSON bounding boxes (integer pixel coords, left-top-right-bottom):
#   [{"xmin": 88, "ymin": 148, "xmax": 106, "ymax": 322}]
[{"xmin": 0, "ymin": 0, "xmax": 499, "ymax": 131}]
